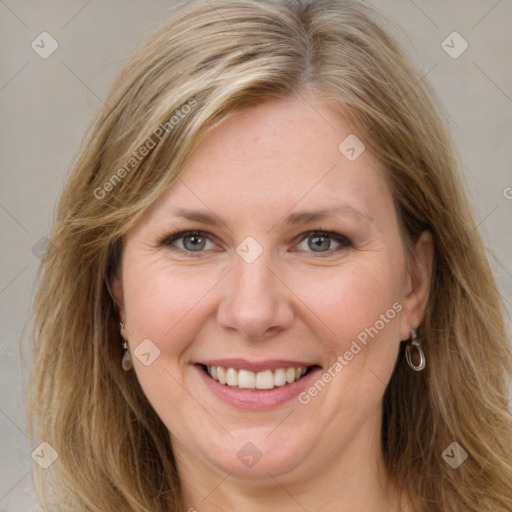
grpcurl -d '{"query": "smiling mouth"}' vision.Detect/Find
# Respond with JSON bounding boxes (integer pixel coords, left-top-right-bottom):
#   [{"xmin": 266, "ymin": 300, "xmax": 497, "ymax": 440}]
[{"xmin": 200, "ymin": 364, "xmax": 318, "ymax": 391}]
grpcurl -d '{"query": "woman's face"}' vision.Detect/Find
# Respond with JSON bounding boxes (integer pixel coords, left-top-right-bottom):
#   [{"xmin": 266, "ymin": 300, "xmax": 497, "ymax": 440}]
[{"xmin": 113, "ymin": 96, "xmax": 431, "ymax": 485}]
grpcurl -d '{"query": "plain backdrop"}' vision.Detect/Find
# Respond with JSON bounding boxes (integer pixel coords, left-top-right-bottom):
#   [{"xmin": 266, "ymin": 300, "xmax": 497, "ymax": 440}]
[{"xmin": 1, "ymin": 0, "xmax": 511, "ymax": 509}]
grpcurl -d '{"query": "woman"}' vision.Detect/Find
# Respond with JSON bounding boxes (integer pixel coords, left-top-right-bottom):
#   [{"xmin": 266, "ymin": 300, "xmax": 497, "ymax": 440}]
[{"xmin": 26, "ymin": 0, "xmax": 512, "ymax": 510}]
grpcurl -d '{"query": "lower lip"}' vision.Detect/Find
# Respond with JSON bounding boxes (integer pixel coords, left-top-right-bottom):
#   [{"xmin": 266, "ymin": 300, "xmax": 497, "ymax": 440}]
[{"xmin": 195, "ymin": 364, "xmax": 322, "ymax": 411}]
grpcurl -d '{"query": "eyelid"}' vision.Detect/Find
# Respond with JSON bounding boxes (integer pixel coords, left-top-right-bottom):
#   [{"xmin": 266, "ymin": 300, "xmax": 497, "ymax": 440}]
[
  {"xmin": 158, "ymin": 229, "xmax": 218, "ymax": 251},
  {"xmin": 292, "ymin": 230, "xmax": 353, "ymax": 254},
  {"xmin": 158, "ymin": 228, "xmax": 353, "ymax": 254}
]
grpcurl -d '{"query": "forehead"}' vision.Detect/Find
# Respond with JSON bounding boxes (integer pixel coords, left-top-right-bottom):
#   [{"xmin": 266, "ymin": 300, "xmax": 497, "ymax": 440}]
[{"xmin": 144, "ymin": 96, "xmax": 392, "ymax": 227}]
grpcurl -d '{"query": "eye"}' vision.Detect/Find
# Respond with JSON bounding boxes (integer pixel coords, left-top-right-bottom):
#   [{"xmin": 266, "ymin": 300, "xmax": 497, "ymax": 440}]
[
  {"xmin": 160, "ymin": 230, "xmax": 216, "ymax": 253},
  {"xmin": 158, "ymin": 229, "xmax": 352, "ymax": 256},
  {"xmin": 294, "ymin": 231, "xmax": 352, "ymax": 254}
]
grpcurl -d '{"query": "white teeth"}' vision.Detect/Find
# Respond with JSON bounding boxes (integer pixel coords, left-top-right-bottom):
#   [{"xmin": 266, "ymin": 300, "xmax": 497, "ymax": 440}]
[
  {"xmin": 226, "ymin": 367, "xmax": 238, "ymax": 387},
  {"xmin": 285, "ymin": 368, "xmax": 296, "ymax": 383},
  {"xmin": 217, "ymin": 366, "xmax": 227, "ymax": 384},
  {"xmin": 238, "ymin": 369, "xmax": 256, "ymax": 389},
  {"xmin": 274, "ymin": 368, "xmax": 287, "ymax": 387},
  {"xmin": 205, "ymin": 365, "xmax": 309, "ymax": 390},
  {"xmin": 256, "ymin": 370, "xmax": 274, "ymax": 390}
]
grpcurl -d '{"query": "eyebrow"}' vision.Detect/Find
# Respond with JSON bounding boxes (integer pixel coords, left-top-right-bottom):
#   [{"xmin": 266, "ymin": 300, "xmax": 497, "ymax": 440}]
[
  {"xmin": 282, "ymin": 205, "xmax": 372, "ymax": 225},
  {"xmin": 165, "ymin": 204, "xmax": 372, "ymax": 228}
]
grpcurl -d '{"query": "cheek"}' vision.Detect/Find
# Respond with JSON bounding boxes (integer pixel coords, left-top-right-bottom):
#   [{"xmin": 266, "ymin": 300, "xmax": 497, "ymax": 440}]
[
  {"xmin": 289, "ymin": 257, "xmax": 404, "ymax": 361},
  {"xmin": 290, "ymin": 260, "xmax": 404, "ymax": 426},
  {"xmin": 122, "ymin": 257, "xmax": 219, "ymax": 342},
  {"xmin": 121, "ymin": 259, "xmax": 216, "ymax": 416}
]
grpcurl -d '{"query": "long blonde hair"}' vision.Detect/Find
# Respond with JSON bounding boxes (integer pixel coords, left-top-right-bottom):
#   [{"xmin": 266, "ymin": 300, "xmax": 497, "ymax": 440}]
[{"xmin": 26, "ymin": 0, "xmax": 512, "ymax": 510}]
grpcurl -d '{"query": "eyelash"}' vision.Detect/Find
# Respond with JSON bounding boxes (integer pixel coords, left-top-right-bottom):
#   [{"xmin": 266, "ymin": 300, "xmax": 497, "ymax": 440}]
[{"xmin": 157, "ymin": 228, "xmax": 353, "ymax": 257}]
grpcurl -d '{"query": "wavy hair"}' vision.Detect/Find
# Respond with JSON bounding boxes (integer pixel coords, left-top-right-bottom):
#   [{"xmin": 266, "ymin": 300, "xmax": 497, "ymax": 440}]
[{"xmin": 25, "ymin": 0, "xmax": 512, "ymax": 510}]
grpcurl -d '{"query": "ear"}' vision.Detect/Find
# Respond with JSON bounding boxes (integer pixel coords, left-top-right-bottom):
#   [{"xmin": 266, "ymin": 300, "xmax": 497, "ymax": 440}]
[
  {"xmin": 399, "ymin": 231, "xmax": 434, "ymax": 340},
  {"xmin": 111, "ymin": 272, "xmax": 126, "ymax": 325}
]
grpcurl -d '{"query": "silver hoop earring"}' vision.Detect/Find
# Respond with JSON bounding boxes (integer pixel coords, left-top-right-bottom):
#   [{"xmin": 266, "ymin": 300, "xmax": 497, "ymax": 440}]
[
  {"xmin": 120, "ymin": 322, "xmax": 133, "ymax": 371},
  {"xmin": 405, "ymin": 328, "xmax": 425, "ymax": 371}
]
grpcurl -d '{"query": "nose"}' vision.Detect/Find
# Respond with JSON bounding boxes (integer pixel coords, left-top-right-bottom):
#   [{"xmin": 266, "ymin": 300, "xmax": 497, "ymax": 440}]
[{"xmin": 216, "ymin": 250, "xmax": 294, "ymax": 341}]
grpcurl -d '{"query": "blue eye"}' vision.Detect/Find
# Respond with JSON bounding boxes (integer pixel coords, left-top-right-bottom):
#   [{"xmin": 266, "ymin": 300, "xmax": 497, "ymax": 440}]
[
  {"xmin": 162, "ymin": 230, "xmax": 215, "ymax": 252},
  {"xmin": 159, "ymin": 229, "xmax": 352, "ymax": 255},
  {"xmin": 295, "ymin": 232, "xmax": 351, "ymax": 254}
]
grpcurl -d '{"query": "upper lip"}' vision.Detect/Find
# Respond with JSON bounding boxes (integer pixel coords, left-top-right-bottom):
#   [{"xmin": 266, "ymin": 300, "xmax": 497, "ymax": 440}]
[{"xmin": 196, "ymin": 358, "xmax": 320, "ymax": 372}]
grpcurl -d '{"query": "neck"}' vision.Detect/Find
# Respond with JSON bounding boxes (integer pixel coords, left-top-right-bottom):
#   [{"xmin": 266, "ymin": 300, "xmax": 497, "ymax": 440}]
[{"xmin": 172, "ymin": 412, "xmax": 411, "ymax": 512}]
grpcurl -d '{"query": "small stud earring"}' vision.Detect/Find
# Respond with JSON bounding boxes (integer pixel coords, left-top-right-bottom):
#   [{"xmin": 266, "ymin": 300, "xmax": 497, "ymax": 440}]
[{"xmin": 120, "ymin": 322, "xmax": 133, "ymax": 371}]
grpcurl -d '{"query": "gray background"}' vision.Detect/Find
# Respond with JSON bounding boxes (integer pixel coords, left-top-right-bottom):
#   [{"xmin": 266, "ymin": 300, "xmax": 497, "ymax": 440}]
[{"xmin": 1, "ymin": 1, "xmax": 511, "ymax": 509}]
